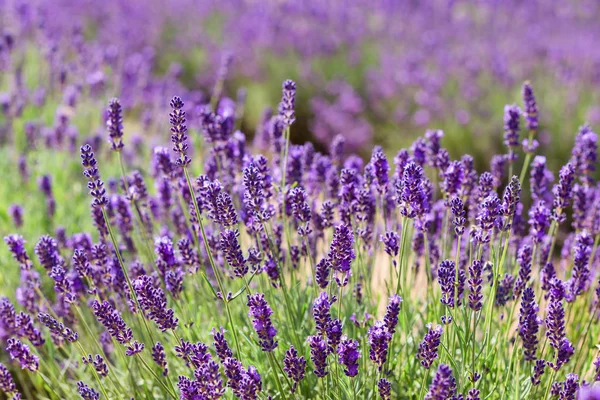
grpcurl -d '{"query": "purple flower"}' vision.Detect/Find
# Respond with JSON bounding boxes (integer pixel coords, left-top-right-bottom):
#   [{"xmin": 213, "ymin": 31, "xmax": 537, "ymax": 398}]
[
  {"xmin": 559, "ymin": 373, "xmax": 579, "ymax": 400},
  {"xmin": 8, "ymin": 205, "xmax": 23, "ymax": 228},
  {"xmin": 518, "ymin": 288, "xmax": 540, "ymax": 361},
  {"xmin": 206, "ymin": 181, "xmax": 238, "ymax": 227},
  {"xmin": 247, "ymin": 293, "xmax": 277, "ymax": 352},
  {"xmin": 133, "ymin": 275, "xmax": 178, "ymax": 331},
  {"xmin": 503, "ymin": 104, "xmax": 521, "ymax": 157},
  {"xmin": 278, "ymin": 79, "xmax": 296, "ymax": 127},
  {"xmin": 283, "ymin": 345, "xmax": 306, "ymax": 392},
  {"xmin": 368, "ymin": 321, "xmax": 392, "ymax": 371},
  {"xmin": 475, "ymin": 194, "xmax": 501, "ymax": 243},
  {"xmin": 425, "ymin": 364, "xmax": 456, "ymax": 400},
  {"xmin": 522, "ymin": 81, "xmax": 539, "ymax": 132},
  {"xmin": 77, "ymin": 381, "xmax": 99, "ymax": 400},
  {"xmin": 552, "ymin": 163, "xmax": 576, "ymax": 223},
  {"xmin": 501, "ymin": 176, "xmax": 521, "ymax": 219},
  {"xmin": 467, "ymin": 389, "xmax": 480, "ymax": 400},
  {"xmin": 169, "ymin": 96, "xmax": 191, "ymax": 167},
  {"xmin": 315, "ymin": 258, "xmax": 331, "ymax": 289},
  {"xmin": 438, "ymin": 260, "xmax": 456, "ymax": 308},
  {"xmin": 106, "ymin": 98, "xmax": 124, "ymax": 151},
  {"xmin": 38, "ymin": 175, "xmax": 55, "ymax": 217},
  {"xmin": 528, "ymin": 201, "xmax": 551, "ymax": 243},
  {"xmin": 38, "ymin": 313, "xmax": 78, "ymax": 342},
  {"xmin": 380, "ymin": 231, "xmax": 400, "ymax": 267},
  {"xmin": 6, "ymin": 338, "xmax": 38, "ymax": 371},
  {"xmin": 530, "ymin": 156, "xmax": 554, "ymax": 203},
  {"xmin": 326, "ymin": 319, "xmax": 342, "ymax": 354},
  {"xmin": 450, "ymin": 197, "xmax": 466, "ymax": 235},
  {"xmin": 289, "ymin": 186, "xmax": 311, "ymax": 235},
  {"xmin": 514, "ymin": 245, "xmax": 532, "ymax": 297},
  {"xmin": 567, "ymin": 231, "xmax": 593, "ymax": 301},
  {"xmin": 307, "ymin": 335, "xmax": 328, "ymax": 378},
  {"xmin": 579, "ymin": 386, "xmax": 600, "ymax": 400},
  {"xmin": 125, "ymin": 340, "xmax": 145, "ymax": 356},
  {"xmin": 212, "ymin": 327, "xmax": 233, "ymax": 361},
  {"xmin": 0, "ymin": 362, "xmax": 18, "ymax": 395},
  {"xmin": 313, "ymin": 292, "xmax": 334, "ymax": 334},
  {"xmin": 327, "ymin": 224, "xmax": 355, "ymax": 284},
  {"xmin": 220, "ymin": 229, "xmax": 247, "ymax": 278},
  {"xmin": 80, "ymin": 144, "xmax": 108, "ymax": 208},
  {"xmin": 490, "ymin": 155, "xmax": 507, "ymax": 188},
  {"xmin": 91, "ymin": 299, "xmax": 133, "ymax": 345},
  {"xmin": 378, "ymin": 378, "xmax": 392, "ymax": 400},
  {"xmin": 370, "ymin": 146, "xmax": 389, "ymax": 192},
  {"xmin": 417, "ymin": 323, "xmax": 442, "ymax": 369},
  {"xmin": 177, "ymin": 238, "xmax": 199, "ymax": 273},
  {"xmin": 17, "ymin": 312, "xmax": 44, "ymax": 347},
  {"xmin": 572, "ymin": 124, "xmax": 598, "ymax": 186},
  {"xmin": 396, "ymin": 161, "xmax": 429, "ymax": 218},
  {"xmin": 531, "ymin": 359, "xmax": 546, "ymax": 385},
  {"xmin": 384, "ymin": 295, "xmax": 402, "ymax": 334},
  {"xmin": 4, "ymin": 234, "xmax": 32, "ymax": 268},
  {"xmin": 338, "ymin": 336, "xmax": 360, "ymax": 377},
  {"xmin": 442, "ymin": 161, "xmax": 464, "ymax": 198},
  {"xmin": 82, "ymin": 355, "xmax": 108, "ymax": 377},
  {"xmin": 152, "ymin": 342, "xmax": 168, "ymax": 376},
  {"xmin": 72, "ymin": 249, "xmax": 91, "ymax": 280}
]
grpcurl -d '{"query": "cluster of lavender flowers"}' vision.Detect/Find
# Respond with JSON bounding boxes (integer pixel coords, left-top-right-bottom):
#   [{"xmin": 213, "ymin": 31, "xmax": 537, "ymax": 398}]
[{"xmin": 2, "ymin": 44, "xmax": 600, "ymax": 400}]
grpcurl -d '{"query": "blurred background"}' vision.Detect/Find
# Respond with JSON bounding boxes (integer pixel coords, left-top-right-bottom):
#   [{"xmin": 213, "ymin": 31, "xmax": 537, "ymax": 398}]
[{"xmin": 1, "ymin": 0, "xmax": 599, "ymax": 172}]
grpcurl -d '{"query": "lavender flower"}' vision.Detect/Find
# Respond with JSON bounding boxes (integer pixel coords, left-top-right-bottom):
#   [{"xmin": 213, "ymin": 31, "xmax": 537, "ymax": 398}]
[
  {"xmin": 315, "ymin": 258, "xmax": 331, "ymax": 289},
  {"xmin": 4, "ymin": 234, "xmax": 31, "ymax": 268},
  {"xmin": 501, "ymin": 176, "xmax": 521, "ymax": 219},
  {"xmin": 202, "ymin": 330, "xmax": 227, "ymax": 365},
  {"xmin": 503, "ymin": 104, "xmax": 521, "ymax": 157},
  {"xmin": 133, "ymin": 275, "xmax": 178, "ymax": 331},
  {"xmin": 450, "ymin": 197, "xmax": 466, "ymax": 235},
  {"xmin": 327, "ymin": 224, "xmax": 356, "ymax": 284},
  {"xmin": 38, "ymin": 175, "xmax": 56, "ymax": 217},
  {"xmin": 531, "ymin": 359, "xmax": 546, "ymax": 385},
  {"xmin": 6, "ymin": 338, "xmax": 38, "ymax": 371},
  {"xmin": 278, "ymin": 79, "xmax": 296, "ymax": 127},
  {"xmin": 380, "ymin": 231, "xmax": 400, "ymax": 267},
  {"xmin": 378, "ymin": 378, "xmax": 391, "ymax": 400},
  {"xmin": 425, "ymin": 364, "xmax": 456, "ymax": 400},
  {"xmin": 370, "ymin": 146, "xmax": 389, "ymax": 192},
  {"xmin": 288, "ymin": 186, "xmax": 311, "ymax": 235},
  {"xmin": 384, "ymin": 295, "xmax": 402, "ymax": 334},
  {"xmin": 91, "ymin": 299, "xmax": 133, "ymax": 345},
  {"xmin": 438, "ymin": 260, "xmax": 456, "ymax": 308},
  {"xmin": 0, "ymin": 362, "xmax": 18, "ymax": 395},
  {"xmin": 396, "ymin": 161, "xmax": 429, "ymax": 218},
  {"xmin": 518, "ymin": 288, "xmax": 540, "ymax": 361},
  {"xmin": 572, "ymin": 124, "xmax": 598, "ymax": 186},
  {"xmin": 568, "ymin": 231, "xmax": 593, "ymax": 301},
  {"xmin": 79, "ymin": 352, "xmax": 107, "ymax": 377},
  {"xmin": 307, "ymin": 335, "xmax": 328, "ymax": 378},
  {"xmin": 77, "ymin": 381, "xmax": 99, "ymax": 400},
  {"xmin": 552, "ymin": 163, "xmax": 576, "ymax": 223},
  {"xmin": 152, "ymin": 342, "xmax": 168, "ymax": 376},
  {"xmin": 106, "ymin": 98, "xmax": 124, "ymax": 151},
  {"xmin": 313, "ymin": 292, "xmax": 334, "ymax": 334},
  {"xmin": 247, "ymin": 293, "xmax": 277, "ymax": 352},
  {"xmin": 514, "ymin": 245, "xmax": 532, "ymax": 297},
  {"xmin": 528, "ymin": 201, "xmax": 551, "ymax": 243},
  {"xmin": 559, "ymin": 374, "xmax": 579, "ymax": 400},
  {"xmin": 220, "ymin": 229, "xmax": 247, "ymax": 278},
  {"xmin": 8, "ymin": 205, "xmax": 23, "ymax": 227},
  {"xmin": 283, "ymin": 345, "xmax": 306, "ymax": 392},
  {"xmin": 338, "ymin": 336, "xmax": 360, "ymax": 377},
  {"xmin": 522, "ymin": 81, "xmax": 538, "ymax": 132},
  {"xmin": 530, "ymin": 156, "xmax": 554, "ymax": 202},
  {"xmin": 17, "ymin": 312, "xmax": 44, "ymax": 347},
  {"xmin": 38, "ymin": 313, "xmax": 78, "ymax": 342},
  {"xmin": 417, "ymin": 324, "xmax": 442, "ymax": 369},
  {"xmin": 368, "ymin": 321, "xmax": 392, "ymax": 371},
  {"xmin": 80, "ymin": 144, "xmax": 108, "ymax": 207},
  {"xmin": 169, "ymin": 96, "xmax": 191, "ymax": 167}
]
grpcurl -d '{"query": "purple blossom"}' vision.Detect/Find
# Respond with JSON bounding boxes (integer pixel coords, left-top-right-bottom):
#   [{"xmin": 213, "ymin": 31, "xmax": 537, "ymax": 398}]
[
  {"xmin": 417, "ymin": 323, "xmax": 442, "ymax": 369},
  {"xmin": 152, "ymin": 342, "xmax": 168, "ymax": 376},
  {"xmin": 247, "ymin": 293, "xmax": 277, "ymax": 352},
  {"xmin": 438, "ymin": 260, "xmax": 456, "ymax": 308},
  {"xmin": 133, "ymin": 275, "xmax": 178, "ymax": 331},
  {"xmin": 6, "ymin": 338, "xmax": 38, "ymax": 371},
  {"xmin": 307, "ymin": 335, "xmax": 328, "ymax": 378},
  {"xmin": 552, "ymin": 163, "xmax": 576, "ymax": 223},
  {"xmin": 283, "ymin": 345, "xmax": 306, "ymax": 392},
  {"xmin": 425, "ymin": 364, "xmax": 456, "ymax": 400},
  {"xmin": 337, "ymin": 336, "xmax": 360, "ymax": 377},
  {"xmin": 450, "ymin": 197, "xmax": 466, "ymax": 235},
  {"xmin": 91, "ymin": 299, "xmax": 134, "ymax": 345},
  {"xmin": 396, "ymin": 161, "xmax": 429, "ymax": 218},
  {"xmin": 80, "ymin": 144, "xmax": 108, "ymax": 208},
  {"xmin": 315, "ymin": 258, "xmax": 331, "ymax": 289},
  {"xmin": 38, "ymin": 313, "xmax": 78, "ymax": 342},
  {"xmin": 530, "ymin": 156, "xmax": 554, "ymax": 203},
  {"xmin": 0, "ymin": 362, "xmax": 18, "ymax": 395},
  {"xmin": 220, "ymin": 229, "xmax": 247, "ymax": 278},
  {"xmin": 370, "ymin": 146, "xmax": 389, "ymax": 192},
  {"xmin": 82, "ymin": 354, "xmax": 108, "ymax": 377},
  {"xmin": 313, "ymin": 292, "xmax": 334, "ymax": 334},
  {"xmin": 378, "ymin": 378, "xmax": 391, "ymax": 400},
  {"xmin": 106, "ymin": 98, "xmax": 124, "ymax": 151},
  {"xmin": 567, "ymin": 231, "xmax": 593, "ymax": 301},
  {"xmin": 384, "ymin": 295, "xmax": 402, "ymax": 334},
  {"xmin": 503, "ymin": 104, "xmax": 521, "ymax": 157},
  {"xmin": 77, "ymin": 381, "xmax": 99, "ymax": 400},
  {"xmin": 169, "ymin": 96, "xmax": 191, "ymax": 167},
  {"xmin": 518, "ymin": 288, "xmax": 540, "ymax": 361},
  {"xmin": 368, "ymin": 321, "xmax": 392, "ymax": 371},
  {"xmin": 528, "ymin": 201, "xmax": 551, "ymax": 243},
  {"xmin": 212, "ymin": 327, "xmax": 233, "ymax": 361},
  {"xmin": 522, "ymin": 81, "xmax": 539, "ymax": 132},
  {"xmin": 278, "ymin": 79, "xmax": 296, "ymax": 127}
]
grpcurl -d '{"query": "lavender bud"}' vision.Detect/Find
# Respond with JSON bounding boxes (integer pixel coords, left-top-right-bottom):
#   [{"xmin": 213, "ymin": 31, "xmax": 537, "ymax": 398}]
[
  {"xmin": 169, "ymin": 96, "xmax": 191, "ymax": 167},
  {"xmin": 106, "ymin": 98, "xmax": 124, "ymax": 151}
]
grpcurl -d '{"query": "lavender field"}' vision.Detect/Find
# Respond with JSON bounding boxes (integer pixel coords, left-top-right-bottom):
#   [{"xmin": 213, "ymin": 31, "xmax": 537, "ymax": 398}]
[{"xmin": 1, "ymin": 1, "xmax": 600, "ymax": 399}]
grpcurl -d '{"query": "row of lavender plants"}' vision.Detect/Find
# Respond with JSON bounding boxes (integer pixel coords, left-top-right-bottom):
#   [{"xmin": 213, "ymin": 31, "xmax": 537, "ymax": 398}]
[
  {"xmin": 2, "ymin": 62, "xmax": 600, "ymax": 399},
  {"xmin": 1, "ymin": 1, "xmax": 600, "ymax": 153}
]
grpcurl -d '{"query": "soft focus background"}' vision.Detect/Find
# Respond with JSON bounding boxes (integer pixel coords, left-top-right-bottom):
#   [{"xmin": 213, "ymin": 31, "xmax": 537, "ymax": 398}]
[{"xmin": 1, "ymin": 0, "xmax": 599, "ymax": 170}]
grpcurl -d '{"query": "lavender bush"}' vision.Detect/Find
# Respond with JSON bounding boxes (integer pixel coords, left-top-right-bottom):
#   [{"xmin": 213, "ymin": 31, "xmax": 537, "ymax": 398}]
[{"xmin": 1, "ymin": 2, "xmax": 600, "ymax": 400}]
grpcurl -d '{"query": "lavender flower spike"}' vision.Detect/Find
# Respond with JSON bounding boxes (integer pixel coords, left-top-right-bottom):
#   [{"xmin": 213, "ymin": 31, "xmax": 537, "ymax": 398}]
[
  {"xmin": 0, "ymin": 362, "xmax": 18, "ymax": 396},
  {"xmin": 169, "ymin": 96, "xmax": 191, "ymax": 167},
  {"xmin": 80, "ymin": 144, "xmax": 108, "ymax": 208},
  {"xmin": 133, "ymin": 275, "xmax": 178, "ymax": 331},
  {"xmin": 247, "ymin": 293, "xmax": 278, "ymax": 352},
  {"xmin": 368, "ymin": 321, "xmax": 392, "ymax": 371},
  {"xmin": 417, "ymin": 323, "xmax": 442, "ymax": 369},
  {"xmin": 38, "ymin": 313, "xmax": 79, "ymax": 342},
  {"xmin": 106, "ymin": 98, "xmax": 124, "ymax": 151},
  {"xmin": 337, "ymin": 336, "xmax": 360, "ymax": 377},
  {"xmin": 6, "ymin": 338, "xmax": 39, "ymax": 371},
  {"xmin": 278, "ymin": 79, "xmax": 296, "ymax": 127},
  {"xmin": 518, "ymin": 288, "xmax": 540, "ymax": 361},
  {"xmin": 522, "ymin": 81, "xmax": 539, "ymax": 132},
  {"xmin": 307, "ymin": 335, "xmax": 328, "ymax": 378},
  {"xmin": 425, "ymin": 364, "xmax": 456, "ymax": 400},
  {"xmin": 283, "ymin": 345, "xmax": 306, "ymax": 392}
]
